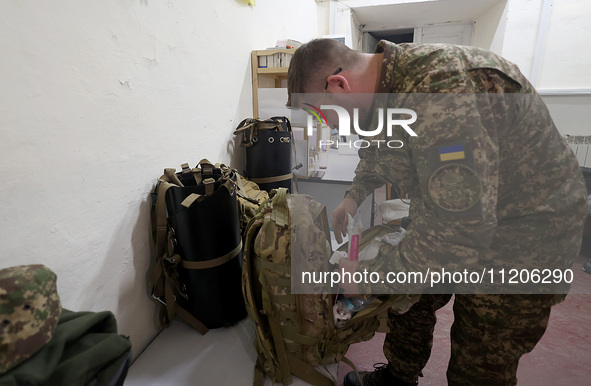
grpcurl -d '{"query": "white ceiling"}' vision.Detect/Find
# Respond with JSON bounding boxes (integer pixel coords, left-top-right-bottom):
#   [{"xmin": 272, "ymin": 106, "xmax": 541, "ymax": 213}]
[{"xmin": 347, "ymin": 0, "xmax": 505, "ymax": 31}]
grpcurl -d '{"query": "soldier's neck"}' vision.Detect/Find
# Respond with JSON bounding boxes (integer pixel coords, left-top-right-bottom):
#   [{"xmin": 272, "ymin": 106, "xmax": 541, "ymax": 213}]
[{"xmin": 354, "ymin": 53, "xmax": 384, "ymax": 93}]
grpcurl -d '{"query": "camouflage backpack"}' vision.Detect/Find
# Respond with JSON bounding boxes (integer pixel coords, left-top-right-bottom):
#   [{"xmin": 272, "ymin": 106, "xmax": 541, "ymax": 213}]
[{"xmin": 242, "ymin": 189, "xmax": 418, "ymax": 385}]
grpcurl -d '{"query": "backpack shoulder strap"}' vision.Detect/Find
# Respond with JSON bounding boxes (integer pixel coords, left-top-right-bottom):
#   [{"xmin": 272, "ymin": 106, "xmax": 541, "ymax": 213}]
[
  {"xmin": 242, "ymin": 205, "xmax": 282, "ymax": 385},
  {"xmin": 149, "ymin": 167, "xmax": 209, "ymax": 335}
]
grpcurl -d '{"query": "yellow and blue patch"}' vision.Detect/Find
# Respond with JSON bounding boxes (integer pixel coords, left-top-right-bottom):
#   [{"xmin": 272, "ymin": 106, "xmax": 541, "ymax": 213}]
[{"xmin": 439, "ymin": 144, "xmax": 465, "ymax": 161}]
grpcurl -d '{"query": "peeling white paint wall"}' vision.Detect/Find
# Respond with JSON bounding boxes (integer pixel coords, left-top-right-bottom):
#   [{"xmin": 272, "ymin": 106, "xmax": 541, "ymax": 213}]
[{"xmin": 0, "ymin": 0, "xmax": 319, "ymax": 359}]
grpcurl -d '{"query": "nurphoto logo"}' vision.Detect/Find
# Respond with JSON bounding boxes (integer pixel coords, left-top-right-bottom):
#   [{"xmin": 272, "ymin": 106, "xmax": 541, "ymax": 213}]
[{"xmin": 303, "ymin": 103, "xmax": 418, "ymax": 149}]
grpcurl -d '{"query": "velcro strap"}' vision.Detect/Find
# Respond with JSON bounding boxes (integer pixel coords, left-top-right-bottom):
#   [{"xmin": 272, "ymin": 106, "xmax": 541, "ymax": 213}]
[
  {"xmin": 180, "ymin": 193, "xmax": 202, "ymax": 208},
  {"xmin": 181, "ymin": 241, "xmax": 242, "ymax": 270},
  {"xmin": 250, "ymin": 173, "xmax": 292, "ymax": 185}
]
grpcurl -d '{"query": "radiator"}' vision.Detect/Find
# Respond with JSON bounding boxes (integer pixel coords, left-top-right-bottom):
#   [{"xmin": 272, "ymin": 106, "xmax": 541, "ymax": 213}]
[{"xmin": 565, "ymin": 135, "xmax": 591, "ymax": 168}]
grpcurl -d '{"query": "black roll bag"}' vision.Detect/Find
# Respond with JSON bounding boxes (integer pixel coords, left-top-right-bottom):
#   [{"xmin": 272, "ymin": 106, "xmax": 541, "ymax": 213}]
[
  {"xmin": 234, "ymin": 116, "xmax": 293, "ymax": 192},
  {"xmin": 150, "ymin": 160, "xmax": 246, "ymax": 333}
]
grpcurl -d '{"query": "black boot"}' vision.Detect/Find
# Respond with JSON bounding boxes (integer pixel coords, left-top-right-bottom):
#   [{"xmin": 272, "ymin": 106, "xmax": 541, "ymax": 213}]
[
  {"xmin": 583, "ymin": 258, "xmax": 591, "ymax": 274},
  {"xmin": 343, "ymin": 363, "xmax": 418, "ymax": 386}
]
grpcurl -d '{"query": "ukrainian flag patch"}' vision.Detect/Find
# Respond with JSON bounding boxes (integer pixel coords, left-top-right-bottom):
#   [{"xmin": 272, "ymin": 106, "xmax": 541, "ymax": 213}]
[{"xmin": 439, "ymin": 144, "xmax": 465, "ymax": 161}]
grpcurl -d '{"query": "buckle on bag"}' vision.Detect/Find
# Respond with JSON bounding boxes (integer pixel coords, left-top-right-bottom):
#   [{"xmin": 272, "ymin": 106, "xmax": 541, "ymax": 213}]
[
  {"xmin": 163, "ymin": 256, "xmax": 177, "ymax": 264},
  {"xmin": 151, "ymin": 293, "xmax": 167, "ymax": 305},
  {"xmin": 181, "ymin": 163, "xmax": 191, "ymax": 174},
  {"xmin": 151, "ymin": 292, "xmax": 176, "ymax": 306},
  {"xmin": 203, "ymin": 178, "xmax": 215, "ymax": 196},
  {"xmin": 201, "ymin": 163, "xmax": 214, "ymax": 176}
]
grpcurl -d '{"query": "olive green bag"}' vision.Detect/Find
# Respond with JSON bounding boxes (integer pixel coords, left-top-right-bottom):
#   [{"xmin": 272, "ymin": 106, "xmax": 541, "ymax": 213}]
[{"xmin": 242, "ymin": 189, "xmax": 418, "ymax": 386}]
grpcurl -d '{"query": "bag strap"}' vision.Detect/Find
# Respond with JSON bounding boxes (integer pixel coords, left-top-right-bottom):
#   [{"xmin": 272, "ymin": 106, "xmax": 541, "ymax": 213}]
[
  {"xmin": 270, "ymin": 188, "xmax": 289, "ymax": 227},
  {"xmin": 234, "ymin": 117, "xmax": 292, "ymax": 147},
  {"xmin": 149, "ymin": 166, "xmax": 210, "ymax": 335},
  {"xmin": 249, "ymin": 173, "xmax": 293, "ymax": 186},
  {"xmin": 269, "ymin": 116, "xmax": 292, "ymax": 132},
  {"xmin": 286, "ymin": 353, "xmax": 336, "ymax": 386},
  {"xmin": 151, "ymin": 175, "xmax": 178, "ymax": 267},
  {"xmin": 242, "ymin": 205, "xmax": 283, "ymax": 385},
  {"xmin": 181, "ymin": 241, "xmax": 242, "ymax": 270},
  {"xmin": 236, "ymin": 174, "xmax": 267, "ymax": 204},
  {"xmin": 189, "ymin": 159, "xmax": 215, "ymax": 186},
  {"xmin": 259, "ymin": 270, "xmax": 293, "ymax": 386},
  {"xmin": 149, "ymin": 252, "xmax": 208, "ymax": 335}
]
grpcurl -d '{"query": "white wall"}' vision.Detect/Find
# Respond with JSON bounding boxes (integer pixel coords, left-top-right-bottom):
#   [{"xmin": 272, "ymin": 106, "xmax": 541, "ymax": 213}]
[
  {"xmin": 498, "ymin": 0, "xmax": 591, "ymax": 136},
  {"xmin": 333, "ymin": 0, "xmax": 591, "ymax": 135},
  {"xmin": 335, "ymin": 0, "xmax": 591, "ymax": 91},
  {"xmin": 482, "ymin": 0, "xmax": 591, "ymax": 91},
  {"xmin": 542, "ymin": 95, "xmax": 591, "ymax": 136},
  {"xmin": 0, "ymin": 0, "xmax": 319, "ymax": 359},
  {"xmin": 497, "ymin": 0, "xmax": 542, "ymax": 80},
  {"xmin": 537, "ymin": 0, "xmax": 591, "ymax": 90},
  {"xmin": 472, "ymin": 0, "xmax": 508, "ymax": 56}
]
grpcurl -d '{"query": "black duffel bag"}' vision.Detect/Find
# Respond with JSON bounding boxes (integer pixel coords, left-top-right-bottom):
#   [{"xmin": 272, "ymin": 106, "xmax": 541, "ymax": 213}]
[
  {"xmin": 233, "ymin": 116, "xmax": 292, "ymax": 192},
  {"xmin": 150, "ymin": 160, "xmax": 246, "ymax": 333}
]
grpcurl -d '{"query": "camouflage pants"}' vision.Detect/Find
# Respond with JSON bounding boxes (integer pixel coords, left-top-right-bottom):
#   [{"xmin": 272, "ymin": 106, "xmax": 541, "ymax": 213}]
[{"xmin": 384, "ymin": 293, "xmax": 562, "ymax": 385}]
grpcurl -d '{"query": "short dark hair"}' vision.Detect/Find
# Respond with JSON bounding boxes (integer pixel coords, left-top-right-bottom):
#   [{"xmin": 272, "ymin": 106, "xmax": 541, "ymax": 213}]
[{"xmin": 286, "ymin": 38, "xmax": 360, "ymax": 107}]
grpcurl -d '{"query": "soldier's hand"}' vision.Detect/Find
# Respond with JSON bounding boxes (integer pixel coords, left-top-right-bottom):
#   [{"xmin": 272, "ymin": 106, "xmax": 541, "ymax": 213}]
[
  {"xmin": 332, "ymin": 197, "xmax": 358, "ymax": 244},
  {"xmin": 337, "ymin": 258, "xmax": 361, "ymax": 296}
]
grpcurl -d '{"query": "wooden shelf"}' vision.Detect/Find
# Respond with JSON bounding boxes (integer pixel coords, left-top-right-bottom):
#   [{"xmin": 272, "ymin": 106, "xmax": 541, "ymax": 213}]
[
  {"xmin": 251, "ymin": 48, "xmax": 296, "ymax": 118},
  {"xmin": 257, "ymin": 67, "xmax": 289, "ymax": 75},
  {"xmin": 253, "ymin": 48, "xmax": 296, "ymax": 56}
]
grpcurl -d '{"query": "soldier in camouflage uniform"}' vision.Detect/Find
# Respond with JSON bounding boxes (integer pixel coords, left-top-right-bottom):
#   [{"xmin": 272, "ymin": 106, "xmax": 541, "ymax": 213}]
[{"xmin": 286, "ymin": 39, "xmax": 588, "ymax": 385}]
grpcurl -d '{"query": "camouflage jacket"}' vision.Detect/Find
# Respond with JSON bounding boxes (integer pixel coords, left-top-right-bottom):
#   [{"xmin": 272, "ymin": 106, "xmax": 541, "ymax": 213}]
[{"xmin": 347, "ymin": 40, "xmax": 588, "ymax": 294}]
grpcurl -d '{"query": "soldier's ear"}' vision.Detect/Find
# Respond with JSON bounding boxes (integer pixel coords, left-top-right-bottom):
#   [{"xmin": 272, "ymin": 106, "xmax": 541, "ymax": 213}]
[{"xmin": 326, "ymin": 75, "xmax": 351, "ymax": 93}]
